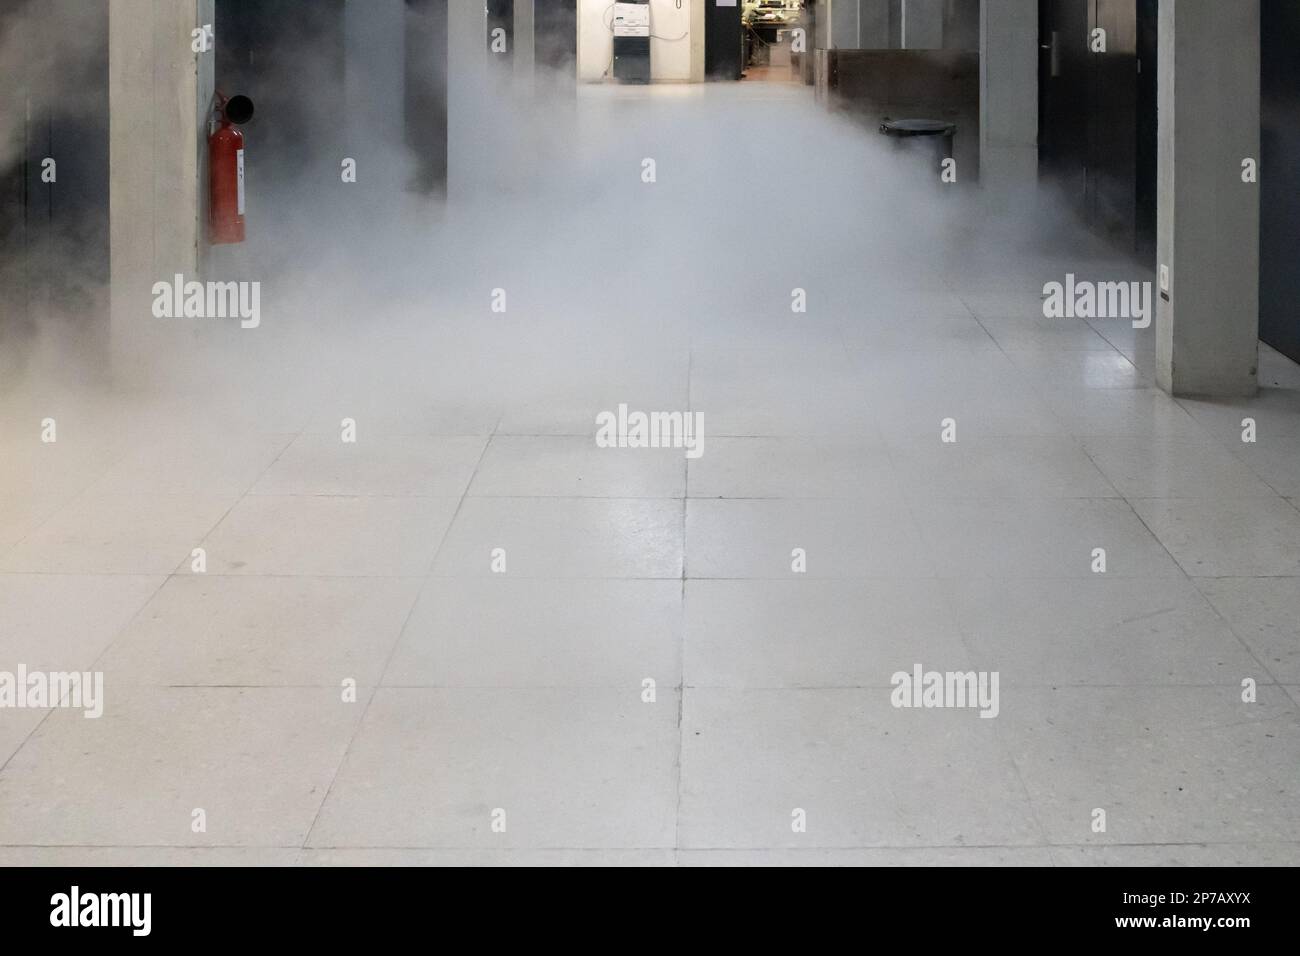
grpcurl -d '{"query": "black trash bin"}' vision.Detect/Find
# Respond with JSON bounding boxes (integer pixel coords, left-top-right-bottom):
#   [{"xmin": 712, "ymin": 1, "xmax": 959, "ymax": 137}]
[{"xmin": 879, "ymin": 118, "xmax": 956, "ymax": 174}]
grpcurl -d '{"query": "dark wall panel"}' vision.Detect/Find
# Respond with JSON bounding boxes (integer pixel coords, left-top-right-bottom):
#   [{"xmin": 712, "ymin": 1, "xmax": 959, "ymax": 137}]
[
  {"xmin": 943, "ymin": 0, "xmax": 980, "ymax": 51},
  {"xmin": 535, "ymin": 0, "xmax": 578, "ymax": 94},
  {"xmin": 705, "ymin": 0, "xmax": 743, "ymax": 81},
  {"xmin": 0, "ymin": 0, "xmax": 110, "ymax": 374},
  {"xmin": 486, "ymin": 0, "xmax": 514, "ymax": 87},
  {"xmin": 217, "ymin": 1, "xmax": 451, "ymax": 205},
  {"xmin": 215, "ymin": 0, "xmax": 346, "ymax": 187},
  {"xmin": 1261, "ymin": 0, "xmax": 1300, "ymax": 363},
  {"xmin": 406, "ymin": 0, "xmax": 449, "ymax": 195}
]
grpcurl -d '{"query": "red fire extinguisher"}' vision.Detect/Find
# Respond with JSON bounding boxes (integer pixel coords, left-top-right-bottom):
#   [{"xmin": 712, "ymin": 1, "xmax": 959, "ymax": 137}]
[{"xmin": 208, "ymin": 93, "xmax": 254, "ymax": 245}]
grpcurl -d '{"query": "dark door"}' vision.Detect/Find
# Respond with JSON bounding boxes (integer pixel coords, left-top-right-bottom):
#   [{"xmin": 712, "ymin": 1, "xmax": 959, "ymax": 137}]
[
  {"xmin": 1039, "ymin": 0, "xmax": 1091, "ymax": 209},
  {"xmin": 1039, "ymin": 0, "xmax": 1151, "ymax": 256},
  {"xmin": 1134, "ymin": 0, "xmax": 1157, "ymax": 255},
  {"xmin": 1090, "ymin": 0, "xmax": 1139, "ymax": 249}
]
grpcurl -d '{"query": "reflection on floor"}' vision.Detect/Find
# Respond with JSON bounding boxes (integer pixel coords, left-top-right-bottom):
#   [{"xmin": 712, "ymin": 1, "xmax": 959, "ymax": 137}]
[{"xmin": 1, "ymin": 81, "xmax": 1298, "ymax": 866}]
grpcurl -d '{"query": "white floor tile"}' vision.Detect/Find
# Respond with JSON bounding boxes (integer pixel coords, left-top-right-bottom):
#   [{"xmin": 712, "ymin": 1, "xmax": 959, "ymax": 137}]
[
  {"xmin": 1178, "ymin": 391, "xmax": 1300, "ymax": 443},
  {"xmin": 469, "ymin": 435, "xmax": 684, "ymax": 498},
  {"xmin": 687, "ymin": 437, "xmax": 897, "ymax": 499},
  {"xmin": 432, "ymin": 497, "xmax": 683, "ymax": 578},
  {"xmin": 0, "ymin": 847, "xmax": 304, "ymax": 866},
  {"xmin": 686, "ymin": 498, "xmax": 932, "ymax": 579},
  {"xmin": 197, "ymin": 495, "xmax": 459, "ymax": 576},
  {"xmin": 0, "ymin": 687, "xmax": 363, "ymax": 846},
  {"xmin": 1040, "ymin": 387, "xmax": 1209, "ymax": 440},
  {"xmin": 678, "ymin": 847, "xmax": 1055, "ymax": 866},
  {"xmin": 978, "ymin": 317, "xmax": 1113, "ymax": 351},
  {"xmin": 1195, "ymin": 577, "xmax": 1300, "ymax": 684},
  {"xmin": 251, "ymin": 434, "xmax": 487, "ymax": 497},
  {"xmin": 385, "ymin": 577, "xmax": 681, "ymax": 687},
  {"xmin": 0, "ymin": 573, "xmax": 163, "ymax": 671},
  {"xmin": 87, "ymin": 433, "xmax": 293, "ymax": 495},
  {"xmin": 891, "ymin": 436, "xmax": 1118, "ymax": 500},
  {"xmin": 915, "ymin": 498, "xmax": 1183, "ymax": 578},
  {"xmin": 685, "ymin": 579, "xmax": 968, "ymax": 688},
  {"xmin": 308, "ymin": 688, "xmax": 679, "ymax": 848},
  {"xmin": 100, "ymin": 575, "xmax": 423, "ymax": 686},
  {"xmin": 1130, "ymin": 497, "xmax": 1300, "ymax": 577},
  {"xmin": 296, "ymin": 848, "xmax": 676, "ymax": 866},
  {"xmin": 0, "ymin": 494, "xmax": 237, "ymax": 574},
  {"xmin": 1001, "ymin": 687, "xmax": 1300, "ymax": 845},
  {"xmin": 870, "ymin": 386, "xmax": 1065, "ymax": 442},
  {"xmin": 679, "ymin": 688, "xmax": 1042, "ymax": 849},
  {"xmin": 1006, "ymin": 349, "xmax": 1148, "ymax": 390},
  {"xmin": 1049, "ymin": 844, "xmax": 1300, "ymax": 866},
  {"xmin": 1231, "ymin": 434, "xmax": 1300, "ymax": 497},
  {"xmin": 1082, "ymin": 437, "xmax": 1276, "ymax": 498},
  {"xmin": 945, "ymin": 577, "xmax": 1257, "ymax": 685}
]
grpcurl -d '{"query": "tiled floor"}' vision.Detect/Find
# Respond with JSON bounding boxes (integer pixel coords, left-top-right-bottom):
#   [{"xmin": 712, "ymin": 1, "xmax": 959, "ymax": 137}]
[{"xmin": 1, "ymin": 82, "xmax": 1298, "ymax": 866}]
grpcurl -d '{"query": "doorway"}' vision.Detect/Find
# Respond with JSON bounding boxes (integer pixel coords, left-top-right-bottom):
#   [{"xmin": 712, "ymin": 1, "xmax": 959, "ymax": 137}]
[{"xmin": 740, "ymin": 1, "xmax": 809, "ymax": 83}]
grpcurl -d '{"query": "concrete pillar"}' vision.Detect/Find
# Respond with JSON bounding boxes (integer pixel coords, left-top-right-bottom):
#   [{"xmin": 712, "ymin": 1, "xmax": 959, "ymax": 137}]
[
  {"xmin": 1156, "ymin": 0, "xmax": 1260, "ymax": 397},
  {"xmin": 813, "ymin": 0, "xmax": 831, "ymax": 48},
  {"xmin": 344, "ymin": 0, "xmax": 405, "ymax": 191},
  {"xmin": 979, "ymin": 0, "xmax": 1037, "ymax": 198},
  {"xmin": 515, "ymin": 0, "xmax": 536, "ymax": 95},
  {"xmin": 690, "ymin": 0, "xmax": 706, "ymax": 82},
  {"xmin": 108, "ymin": 0, "xmax": 213, "ymax": 378},
  {"xmin": 448, "ymin": 0, "xmax": 489, "ymax": 200}
]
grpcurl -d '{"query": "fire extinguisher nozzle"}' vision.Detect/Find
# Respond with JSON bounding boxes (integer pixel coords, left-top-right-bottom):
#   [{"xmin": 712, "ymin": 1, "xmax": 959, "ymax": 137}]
[{"xmin": 225, "ymin": 94, "xmax": 255, "ymax": 125}]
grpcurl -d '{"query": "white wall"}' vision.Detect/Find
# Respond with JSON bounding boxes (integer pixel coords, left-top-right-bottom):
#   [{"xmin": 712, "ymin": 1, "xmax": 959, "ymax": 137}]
[{"xmin": 578, "ymin": 0, "xmax": 696, "ymax": 82}]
